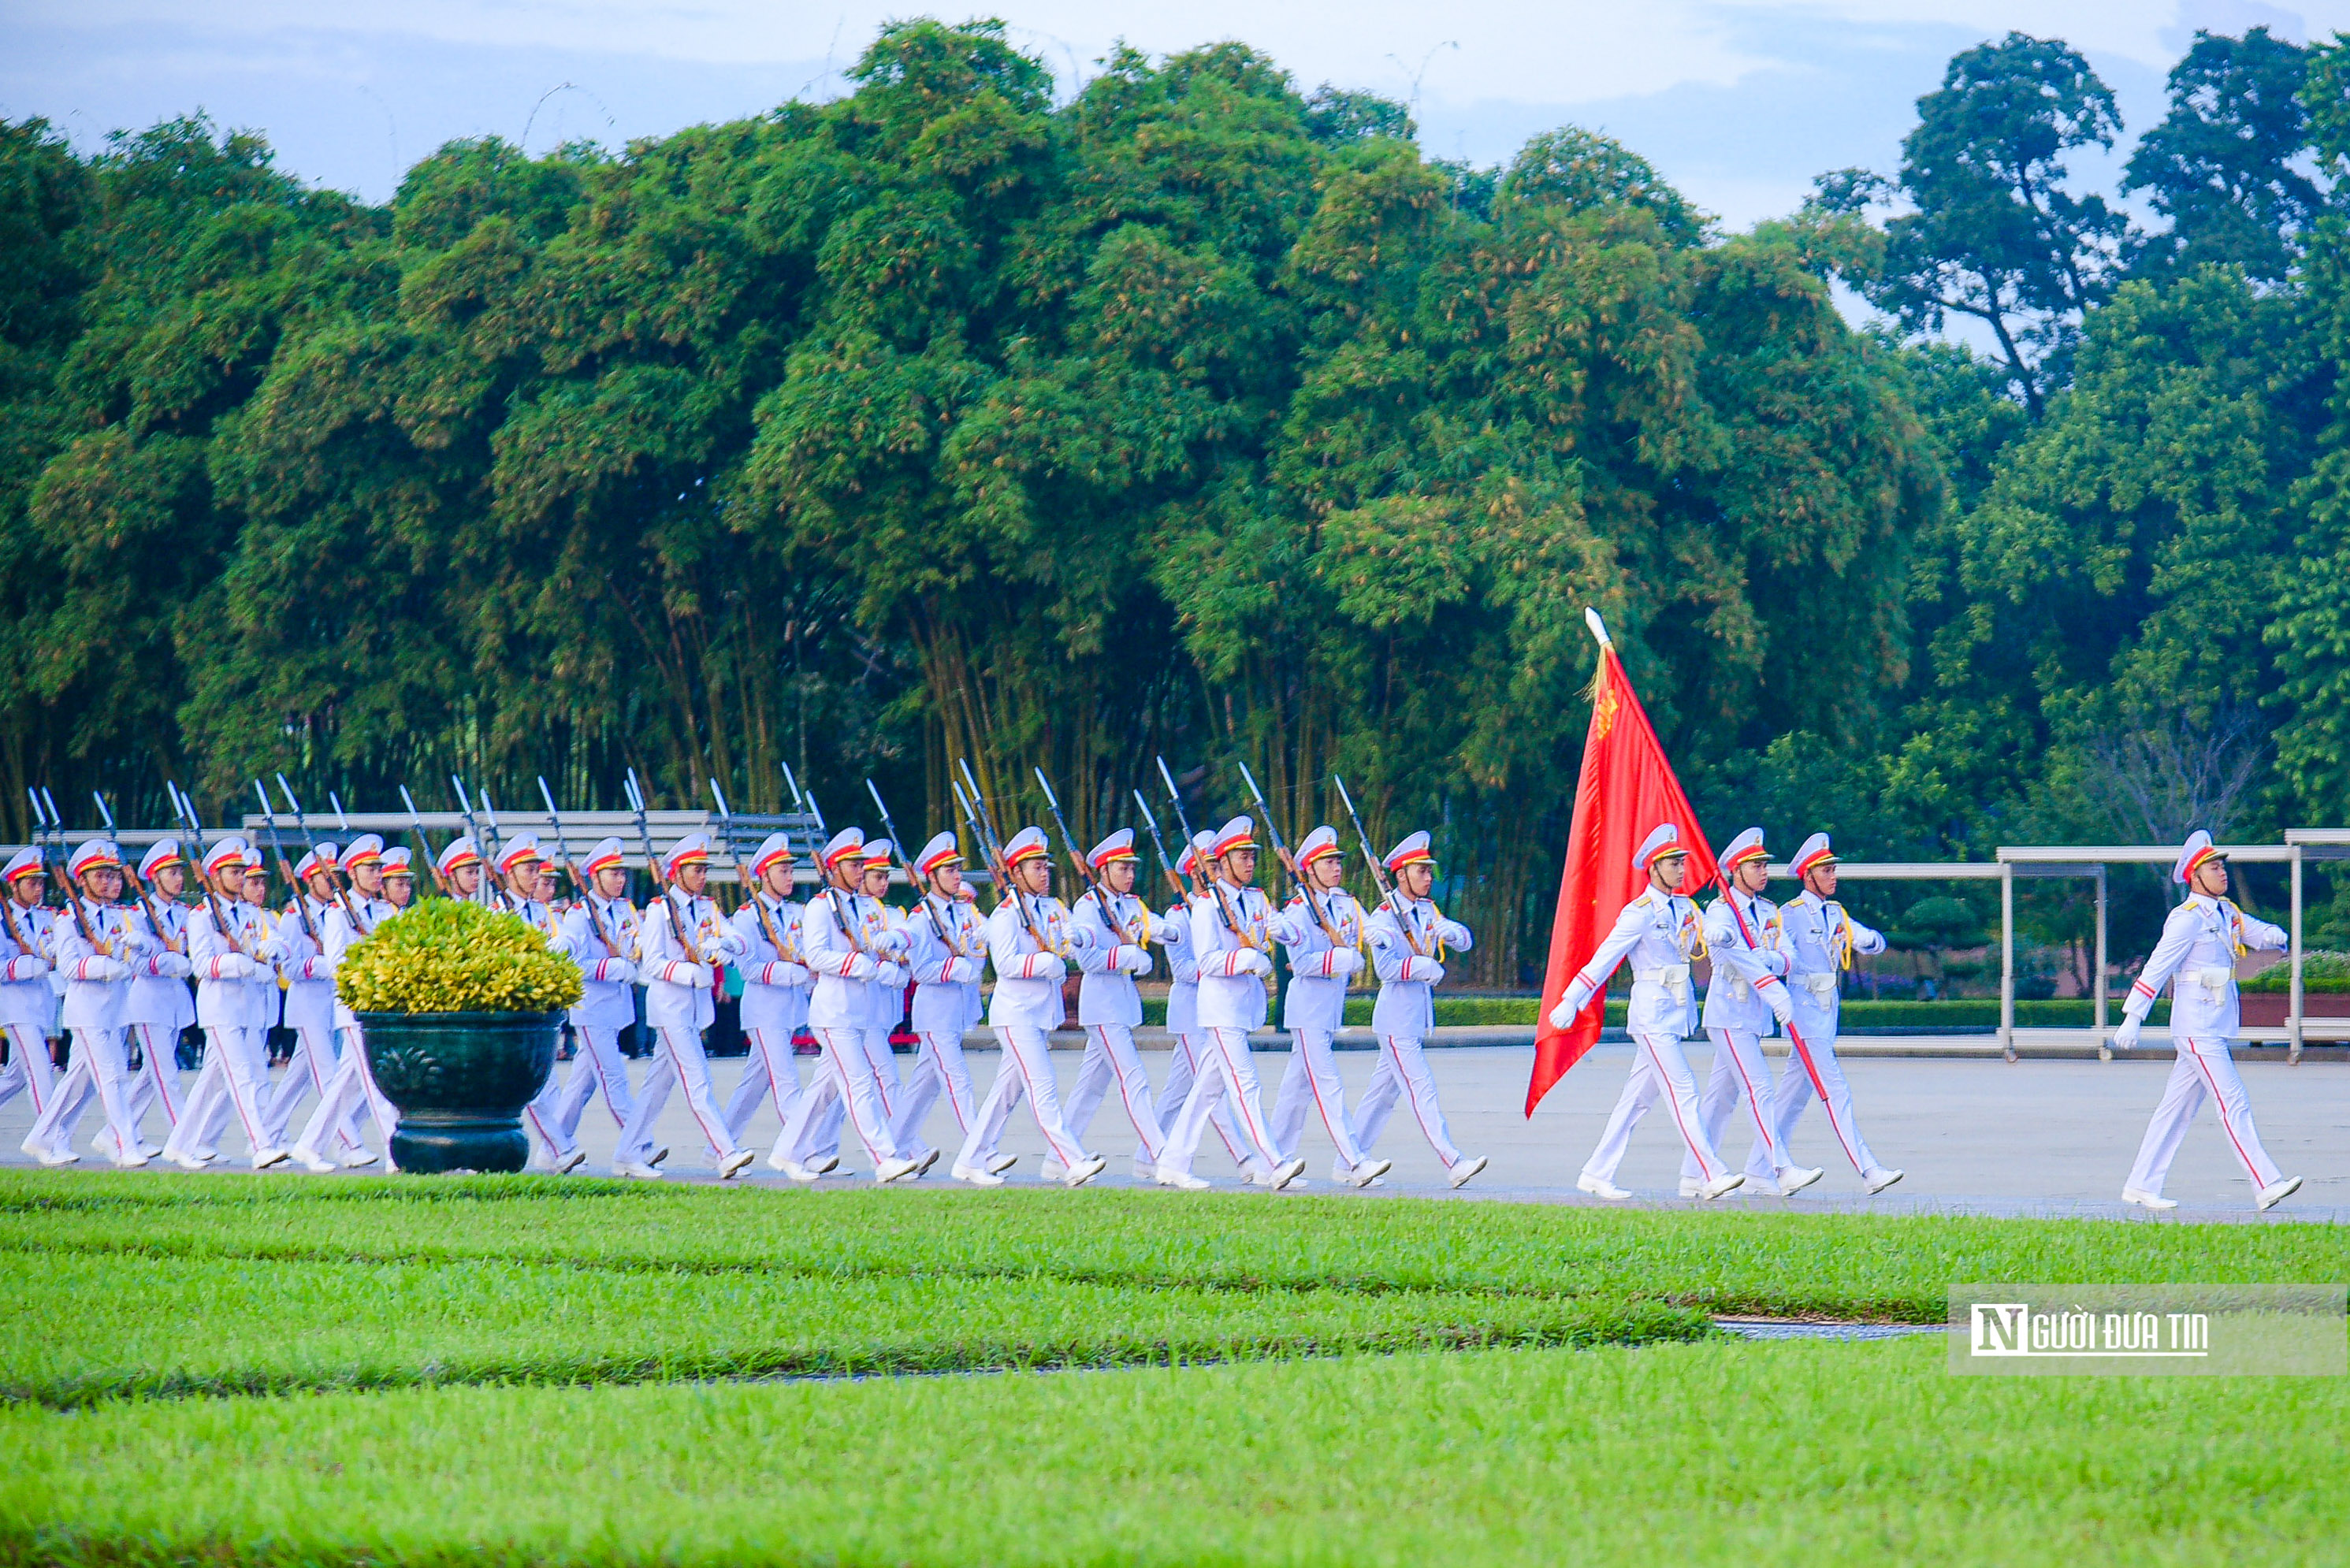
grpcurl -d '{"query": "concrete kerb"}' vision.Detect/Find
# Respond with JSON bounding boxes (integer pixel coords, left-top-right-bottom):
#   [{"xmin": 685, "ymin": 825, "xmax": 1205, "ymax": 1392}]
[{"xmin": 1028, "ymin": 1026, "xmax": 2347, "ymax": 1061}]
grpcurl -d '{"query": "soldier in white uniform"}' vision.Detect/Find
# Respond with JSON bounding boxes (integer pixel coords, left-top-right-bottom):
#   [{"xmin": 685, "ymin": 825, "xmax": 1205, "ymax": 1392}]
[
  {"xmin": 1148, "ymin": 831, "xmax": 1270, "ymax": 1183},
  {"xmin": 1270, "ymin": 826, "xmax": 1389, "ymax": 1186},
  {"xmin": 0, "ymin": 851, "xmax": 59, "ymax": 1126},
  {"xmin": 1058, "ymin": 829, "xmax": 1173, "ymax": 1179},
  {"xmin": 381, "ymin": 847, "xmax": 418, "ymax": 908},
  {"xmin": 1355, "ymin": 830, "xmax": 1486, "ymax": 1188},
  {"xmin": 24, "ymin": 840, "xmax": 156, "ymax": 1167},
  {"xmin": 1673, "ymin": 829, "xmax": 1822, "ymax": 1198},
  {"xmin": 894, "ymin": 831, "xmax": 996, "ymax": 1168},
  {"xmin": 1155, "ymin": 817, "xmax": 1307, "ymax": 1191},
  {"xmin": 2114, "ymin": 831, "xmax": 2301, "ymax": 1211},
  {"xmin": 721, "ymin": 832, "xmax": 812, "ymax": 1163},
  {"xmin": 289, "ymin": 834, "xmax": 400, "ymax": 1172},
  {"xmin": 105, "ymin": 839, "xmax": 197, "ymax": 1157},
  {"xmin": 853, "ymin": 839, "xmax": 920, "ymax": 1154},
  {"xmin": 434, "ymin": 835, "xmax": 485, "ymax": 901},
  {"xmin": 523, "ymin": 836, "xmax": 641, "ymax": 1173},
  {"xmin": 259, "ymin": 845, "xmax": 346, "ymax": 1152},
  {"xmin": 775, "ymin": 828, "xmax": 924, "ymax": 1183},
  {"xmin": 162, "ymin": 839, "xmax": 292, "ymax": 1170},
  {"xmin": 1554, "ymin": 823, "xmax": 1746, "ymax": 1200},
  {"xmin": 1748, "ymin": 834, "xmax": 1901, "ymax": 1194},
  {"xmin": 614, "ymin": 834, "xmax": 756, "ymax": 1180},
  {"xmin": 952, "ymin": 826, "xmax": 1106, "ymax": 1187}
]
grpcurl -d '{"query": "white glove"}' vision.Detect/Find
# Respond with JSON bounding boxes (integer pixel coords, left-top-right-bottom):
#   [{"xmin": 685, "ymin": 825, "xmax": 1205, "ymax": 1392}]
[
  {"xmin": 1549, "ymin": 990, "xmax": 1586, "ymax": 1029},
  {"xmin": 1325, "ymin": 947, "xmax": 1363, "ymax": 979},
  {"xmin": 1764, "ymin": 983, "xmax": 1794, "ymax": 1027},
  {"xmin": 1236, "ymin": 949, "xmax": 1273, "ymax": 977},
  {"xmin": 1437, "ymin": 919, "xmax": 1472, "ymax": 948},
  {"xmin": 153, "ymin": 952, "xmax": 193, "ymax": 979},
  {"xmin": 874, "ymin": 962, "xmax": 907, "ymax": 990},
  {"xmin": 715, "ymin": 930, "xmax": 751, "ymax": 960},
  {"xmin": 755, "ymin": 961, "xmax": 810, "ymax": 987},
  {"xmin": 593, "ymin": 957, "xmax": 638, "ymax": 985},
  {"xmin": 5, "ymin": 956, "xmax": 50, "ymax": 982},
  {"xmin": 845, "ymin": 953, "xmax": 878, "ymax": 982},
  {"xmin": 873, "ymin": 928, "xmax": 910, "ymax": 960},
  {"xmin": 1026, "ymin": 954, "xmax": 1068, "ymax": 981},
  {"xmin": 1117, "ymin": 944, "xmax": 1151, "ymax": 975},
  {"xmin": 670, "ymin": 962, "xmax": 712, "ymax": 989},
  {"xmin": 1402, "ymin": 956, "xmax": 1445, "ymax": 985},
  {"xmin": 2112, "ymin": 1016, "xmax": 2140, "ymax": 1051},
  {"xmin": 87, "ymin": 957, "xmax": 133, "ymax": 983},
  {"xmin": 208, "ymin": 953, "xmax": 255, "ymax": 981}
]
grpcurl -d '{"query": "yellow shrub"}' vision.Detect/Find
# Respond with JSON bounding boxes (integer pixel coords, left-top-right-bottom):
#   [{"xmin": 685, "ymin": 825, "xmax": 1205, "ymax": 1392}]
[{"xmin": 339, "ymin": 897, "xmax": 583, "ymax": 1014}]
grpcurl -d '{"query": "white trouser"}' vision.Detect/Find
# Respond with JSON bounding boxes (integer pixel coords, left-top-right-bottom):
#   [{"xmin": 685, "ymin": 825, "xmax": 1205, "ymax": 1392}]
[
  {"xmin": 88, "ymin": 1023, "xmax": 184, "ymax": 1156},
  {"xmin": 1150, "ymin": 1031, "xmax": 1262, "ymax": 1175},
  {"xmin": 295, "ymin": 1024, "xmax": 398, "ymax": 1162},
  {"xmin": 959, "ymin": 1024, "xmax": 1089, "ymax": 1172},
  {"xmin": 262, "ymin": 1023, "xmax": 338, "ymax": 1147},
  {"xmin": 1269, "ymin": 1027, "xmax": 1370, "ymax": 1173},
  {"xmin": 861, "ymin": 1028, "xmax": 905, "ymax": 1126},
  {"xmin": 779, "ymin": 1027, "xmax": 901, "ymax": 1170},
  {"xmin": 1679, "ymin": 1030, "xmax": 1798, "ymax": 1182},
  {"xmin": 0, "ymin": 1024, "xmax": 58, "ymax": 1121},
  {"xmin": 1160, "ymin": 1027, "xmax": 1284, "ymax": 1177},
  {"xmin": 618, "ymin": 1027, "xmax": 742, "ymax": 1165},
  {"xmin": 1355, "ymin": 1032, "xmax": 1466, "ymax": 1171},
  {"xmin": 2126, "ymin": 1037, "xmax": 2284, "ymax": 1197},
  {"xmin": 28, "ymin": 1027, "xmax": 141, "ymax": 1161},
  {"xmin": 525, "ymin": 1027, "xmax": 636, "ymax": 1158},
  {"xmin": 894, "ymin": 1029, "xmax": 977, "ymax": 1146},
  {"xmin": 722, "ymin": 1026, "xmax": 805, "ymax": 1147},
  {"xmin": 1746, "ymin": 1027, "xmax": 1880, "ymax": 1181},
  {"xmin": 1062, "ymin": 1022, "xmax": 1166, "ymax": 1164},
  {"xmin": 1583, "ymin": 1031, "xmax": 1727, "ymax": 1185},
  {"xmin": 164, "ymin": 1027, "xmax": 279, "ymax": 1163}
]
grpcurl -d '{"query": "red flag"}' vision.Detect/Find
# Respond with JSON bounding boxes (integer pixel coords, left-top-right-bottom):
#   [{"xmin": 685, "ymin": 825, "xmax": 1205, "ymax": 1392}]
[{"xmin": 1526, "ymin": 622, "xmax": 1716, "ymax": 1115}]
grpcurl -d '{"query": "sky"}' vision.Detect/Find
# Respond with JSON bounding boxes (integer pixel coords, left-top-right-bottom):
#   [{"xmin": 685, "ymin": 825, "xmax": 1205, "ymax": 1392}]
[{"xmin": 3, "ymin": 0, "xmax": 2345, "ymax": 231}]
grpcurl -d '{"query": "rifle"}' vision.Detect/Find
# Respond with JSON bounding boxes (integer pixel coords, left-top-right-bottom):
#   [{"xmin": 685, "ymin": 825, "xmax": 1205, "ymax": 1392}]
[
  {"xmin": 1132, "ymin": 790, "xmax": 1194, "ymax": 902},
  {"xmin": 713, "ymin": 778, "xmax": 790, "ymax": 963},
  {"xmin": 480, "ymin": 787, "xmax": 512, "ymax": 903},
  {"xmin": 253, "ymin": 780, "xmax": 319, "ymax": 947},
  {"xmin": 1236, "ymin": 760, "xmax": 1343, "ymax": 945},
  {"xmin": 399, "ymin": 786, "xmax": 452, "ymax": 896},
  {"xmin": 1333, "ymin": 772, "xmax": 1425, "ymax": 958},
  {"xmin": 93, "ymin": 791, "xmax": 184, "ymax": 956},
  {"xmin": 36, "ymin": 789, "xmax": 106, "ymax": 956},
  {"xmin": 780, "ymin": 762, "xmax": 816, "ymax": 864},
  {"xmin": 169, "ymin": 780, "xmax": 251, "ymax": 960},
  {"xmin": 450, "ymin": 776, "xmax": 493, "ymax": 906},
  {"xmin": 1157, "ymin": 756, "xmax": 1271, "ymax": 994},
  {"xmin": 539, "ymin": 775, "xmax": 620, "ymax": 957},
  {"xmin": 794, "ymin": 784, "xmax": 870, "ymax": 961},
  {"xmin": 626, "ymin": 769, "xmax": 706, "ymax": 972},
  {"xmin": 1034, "ymin": 767, "xmax": 1138, "ymax": 949},
  {"xmin": 329, "ymin": 793, "xmax": 351, "ymax": 836},
  {"xmin": 868, "ymin": 778, "xmax": 953, "ymax": 950},
  {"xmin": 278, "ymin": 775, "xmax": 365, "ymax": 935},
  {"xmin": 956, "ymin": 759, "xmax": 1051, "ymax": 956}
]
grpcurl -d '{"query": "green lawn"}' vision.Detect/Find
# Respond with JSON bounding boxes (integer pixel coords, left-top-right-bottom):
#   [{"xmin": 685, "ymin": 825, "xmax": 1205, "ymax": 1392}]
[{"xmin": 3, "ymin": 1172, "xmax": 2344, "ymax": 1564}]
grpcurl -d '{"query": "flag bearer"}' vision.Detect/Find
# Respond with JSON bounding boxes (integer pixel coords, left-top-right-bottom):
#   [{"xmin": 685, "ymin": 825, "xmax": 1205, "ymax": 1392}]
[
  {"xmin": 894, "ymin": 832, "xmax": 997, "ymax": 1168},
  {"xmin": 289, "ymin": 834, "xmax": 400, "ymax": 1172},
  {"xmin": 951, "ymin": 827, "xmax": 1105, "ymax": 1187},
  {"xmin": 613, "ymin": 834, "xmax": 755, "ymax": 1180},
  {"xmin": 1155, "ymin": 817, "xmax": 1306, "ymax": 1191},
  {"xmin": 2114, "ymin": 831, "xmax": 2301, "ymax": 1212},
  {"xmin": 1673, "ymin": 828, "xmax": 1822, "ymax": 1198},
  {"xmin": 24, "ymin": 840, "xmax": 155, "ymax": 1167},
  {"xmin": 1748, "ymin": 834, "xmax": 1901, "ymax": 1194},
  {"xmin": 522, "ymin": 837, "xmax": 640, "ymax": 1172},
  {"xmin": 1554, "ymin": 824, "xmax": 1746, "ymax": 1200},
  {"xmin": 162, "ymin": 840, "xmax": 291, "ymax": 1170},
  {"xmin": 1270, "ymin": 826, "xmax": 1389, "ymax": 1186},
  {"xmin": 1355, "ymin": 830, "xmax": 1486, "ymax": 1188},
  {"xmin": 721, "ymin": 831, "xmax": 812, "ymax": 1163},
  {"xmin": 0, "ymin": 851, "xmax": 58, "ymax": 1124},
  {"xmin": 1058, "ymin": 829, "xmax": 1173, "ymax": 1180}
]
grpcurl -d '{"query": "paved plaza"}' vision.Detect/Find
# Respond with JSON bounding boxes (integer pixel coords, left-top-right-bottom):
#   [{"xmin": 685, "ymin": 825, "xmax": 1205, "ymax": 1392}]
[{"xmin": 9, "ymin": 1035, "xmax": 2345, "ymax": 1223}]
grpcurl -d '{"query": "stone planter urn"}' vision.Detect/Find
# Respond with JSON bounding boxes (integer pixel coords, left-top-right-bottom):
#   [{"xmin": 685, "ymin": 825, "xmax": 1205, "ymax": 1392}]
[{"xmin": 357, "ymin": 1009, "xmax": 561, "ymax": 1173}]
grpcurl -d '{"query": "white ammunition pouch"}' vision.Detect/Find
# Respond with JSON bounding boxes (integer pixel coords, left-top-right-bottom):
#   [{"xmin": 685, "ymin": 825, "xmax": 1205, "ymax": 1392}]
[
  {"xmin": 2191, "ymin": 966, "xmax": 2233, "ymax": 1003},
  {"xmin": 1726, "ymin": 977, "xmax": 1751, "ymax": 1002},
  {"xmin": 1799, "ymin": 971, "xmax": 1840, "ymax": 1001},
  {"xmin": 1634, "ymin": 964, "xmax": 1692, "ymax": 1004}
]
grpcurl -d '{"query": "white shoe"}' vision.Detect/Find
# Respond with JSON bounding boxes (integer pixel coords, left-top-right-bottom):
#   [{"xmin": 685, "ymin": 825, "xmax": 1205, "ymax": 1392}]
[
  {"xmin": 1040, "ymin": 1158, "xmax": 1067, "ymax": 1183},
  {"xmin": 951, "ymin": 1162, "xmax": 1005, "ymax": 1187},
  {"xmin": 165, "ymin": 1150, "xmax": 212, "ymax": 1171},
  {"xmin": 1447, "ymin": 1154, "xmax": 1489, "ymax": 1189},
  {"xmin": 1676, "ymin": 1177, "xmax": 1701, "ymax": 1198},
  {"xmin": 251, "ymin": 1147, "xmax": 291, "ymax": 1171},
  {"xmin": 1132, "ymin": 1158, "xmax": 1159, "ymax": 1181},
  {"xmin": 24, "ymin": 1139, "xmax": 76, "ymax": 1167},
  {"xmin": 805, "ymin": 1154, "xmax": 839, "ymax": 1175},
  {"xmin": 876, "ymin": 1155, "xmax": 921, "ymax": 1183},
  {"xmin": 615, "ymin": 1161, "xmax": 664, "ymax": 1180},
  {"xmin": 550, "ymin": 1148, "xmax": 587, "ymax": 1175},
  {"xmin": 2121, "ymin": 1187, "xmax": 2177, "ymax": 1210},
  {"xmin": 1577, "ymin": 1173, "xmax": 1631, "ymax": 1201},
  {"xmin": 1776, "ymin": 1165, "xmax": 1824, "ymax": 1196},
  {"xmin": 766, "ymin": 1147, "xmax": 801, "ymax": 1173},
  {"xmin": 647, "ymin": 1146, "xmax": 670, "ymax": 1168},
  {"xmin": 1697, "ymin": 1172, "xmax": 1746, "ymax": 1200},
  {"xmin": 1343, "ymin": 1158, "xmax": 1393, "ymax": 1187},
  {"xmin": 2256, "ymin": 1176, "xmax": 2303, "ymax": 1212},
  {"xmin": 775, "ymin": 1157, "xmax": 821, "ymax": 1183},
  {"xmin": 1154, "ymin": 1165, "xmax": 1210, "ymax": 1191},
  {"xmin": 110, "ymin": 1150, "xmax": 151, "ymax": 1169},
  {"xmin": 291, "ymin": 1151, "xmax": 338, "ymax": 1174},
  {"xmin": 1863, "ymin": 1168, "xmax": 1905, "ymax": 1195},
  {"xmin": 986, "ymin": 1154, "xmax": 1017, "ymax": 1175},
  {"xmin": 1064, "ymin": 1154, "xmax": 1108, "ymax": 1187},
  {"xmin": 1266, "ymin": 1157, "xmax": 1307, "ymax": 1191},
  {"xmin": 342, "ymin": 1149, "xmax": 381, "ymax": 1169},
  {"xmin": 718, "ymin": 1148, "xmax": 757, "ymax": 1180}
]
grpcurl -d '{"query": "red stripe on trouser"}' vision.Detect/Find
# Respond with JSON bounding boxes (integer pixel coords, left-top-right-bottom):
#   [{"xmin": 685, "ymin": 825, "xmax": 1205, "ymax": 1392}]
[
  {"xmin": 1302, "ymin": 1043, "xmax": 1357, "ymax": 1162},
  {"xmin": 218, "ymin": 1030, "xmax": 267, "ymax": 1150},
  {"xmin": 2186, "ymin": 1046, "xmax": 2266, "ymax": 1184},
  {"xmin": 1646, "ymin": 1036, "xmax": 1719, "ymax": 1180},
  {"xmin": 1096, "ymin": 1025, "xmax": 1161, "ymax": 1159},
  {"xmin": 819, "ymin": 1031, "xmax": 889, "ymax": 1162},
  {"xmin": 1713, "ymin": 1029, "xmax": 1779, "ymax": 1165},
  {"xmin": 664, "ymin": 1030, "xmax": 734, "ymax": 1157},
  {"xmin": 9, "ymin": 1026, "xmax": 47, "ymax": 1114},
  {"xmin": 1004, "ymin": 1031, "xmax": 1083, "ymax": 1167},
  {"xmin": 925, "ymin": 1036, "xmax": 969, "ymax": 1130},
  {"xmin": 138, "ymin": 1026, "xmax": 181, "ymax": 1125},
  {"xmin": 524, "ymin": 1098, "xmax": 561, "ymax": 1152},
  {"xmin": 1207, "ymin": 1030, "xmax": 1275, "ymax": 1157},
  {"xmin": 1380, "ymin": 1036, "xmax": 1453, "ymax": 1169},
  {"xmin": 1177, "ymin": 1034, "xmax": 1244, "ymax": 1165},
  {"xmin": 749, "ymin": 1031, "xmax": 795, "ymax": 1120},
  {"xmin": 1795, "ymin": 1037, "xmax": 1865, "ymax": 1174}
]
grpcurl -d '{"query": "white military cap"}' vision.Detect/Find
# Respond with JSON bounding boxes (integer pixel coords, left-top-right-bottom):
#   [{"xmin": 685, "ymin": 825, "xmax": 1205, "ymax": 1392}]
[
  {"xmin": 1087, "ymin": 828, "xmax": 1137, "ymax": 870},
  {"xmin": 1633, "ymin": 823, "xmax": 1684, "ymax": 871},
  {"xmin": 1790, "ymin": 833, "xmax": 1837, "ymax": 879},
  {"xmin": 861, "ymin": 838, "xmax": 895, "ymax": 866},
  {"xmin": 820, "ymin": 827, "xmax": 866, "ymax": 870},
  {"xmin": 202, "ymin": 838, "xmax": 249, "ymax": 879},
  {"xmin": 750, "ymin": 833, "xmax": 796, "ymax": 879},
  {"xmin": 1177, "ymin": 830, "xmax": 1213, "ymax": 878},
  {"xmin": 582, "ymin": 837, "xmax": 627, "ymax": 877},
  {"xmin": 342, "ymin": 833, "xmax": 385, "ymax": 868},
  {"xmin": 1211, "ymin": 816, "xmax": 1256, "ymax": 858},
  {"xmin": 3, "ymin": 846, "xmax": 42, "ymax": 884},
  {"xmin": 1001, "ymin": 826, "xmax": 1050, "ymax": 867},
  {"xmin": 2174, "ymin": 830, "xmax": 2221, "ymax": 885},
  {"xmin": 293, "ymin": 845, "xmax": 340, "ymax": 880},
  {"xmin": 381, "ymin": 846, "xmax": 415, "ymax": 875},
  {"xmin": 68, "ymin": 838, "xmax": 122, "ymax": 878},
  {"xmin": 662, "ymin": 832, "xmax": 710, "ymax": 879},
  {"xmin": 914, "ymin": 831, "xmax": 961, "ymax": 879},
  {"xmin": 1382, "ymin": 830, "xmax": 1433, "ymax": 871},
  {"xmin": 496, "ymin": 835, "xmax": 544, "ymax": 878},
  {"xmin": 138, "ymin": 838, "xmax": 185, "ymax": 880},
  {"xmin": 1296, "ymin": 825, "xmax": 1341, "ymax": 868},
  {"xmin": 436, "ymin": 834, "xmax": 482, "ymax": 876},
  {"xmin": 1720, "ymin": 827, "xmax": 1768, "ymax": 871}
]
